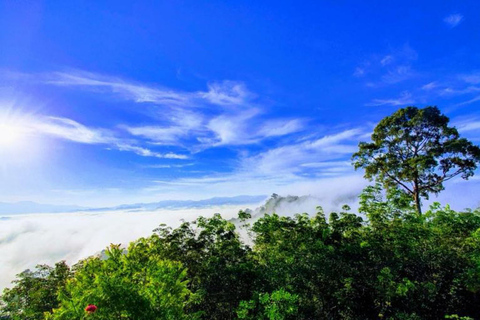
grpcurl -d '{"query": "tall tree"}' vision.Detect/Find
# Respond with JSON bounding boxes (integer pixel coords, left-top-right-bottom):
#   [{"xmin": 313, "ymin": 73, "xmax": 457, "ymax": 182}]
[{"xmin": 352, "ymin": 106, "xmax": 480, "ymax": 214}]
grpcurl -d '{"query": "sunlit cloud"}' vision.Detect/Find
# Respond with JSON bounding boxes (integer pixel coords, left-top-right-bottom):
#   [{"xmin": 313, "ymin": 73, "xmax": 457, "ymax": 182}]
[
  {"xmin": 20, "ymin": 115, "xmax": 189, "ymax": 159},
  {"xmin": 35, "ymin": 70, "xmax": 306, "ymax": 149}
]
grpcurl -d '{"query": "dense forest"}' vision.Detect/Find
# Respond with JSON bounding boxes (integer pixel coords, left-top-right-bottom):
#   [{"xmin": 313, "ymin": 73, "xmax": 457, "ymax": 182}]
[{"xmin": 2, "ymin": 106, "xmax": 480, "ymax": 320}]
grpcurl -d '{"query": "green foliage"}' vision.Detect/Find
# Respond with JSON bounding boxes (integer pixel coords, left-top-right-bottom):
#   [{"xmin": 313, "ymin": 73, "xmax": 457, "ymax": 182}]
[
  {"xmin": 237, "ymin": 289, "xmax": 298, "ymax": 320},
  {"xmin": 46, "ymin": 244, "xmax": 194, "ymax": 320},
  {"xmin": 353, "ymin": 106, "xmax": 480, "ymax": 214},
  {"xmin": 150, "ymin": 213, "xmax": 256, "ymax": 319},
  {"xmin": 2, "ymin": 199, "xmax": 480, "ymax": 319},
  {"xmin": 0, "ymin": 261, "xmax": 71, "ymax": 320}
]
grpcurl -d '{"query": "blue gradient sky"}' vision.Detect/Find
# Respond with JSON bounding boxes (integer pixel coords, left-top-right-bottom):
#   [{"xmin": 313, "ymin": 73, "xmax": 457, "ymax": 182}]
[{"xmin": 1, "ymin": 1, "xmax": 480, "ymax": 206}]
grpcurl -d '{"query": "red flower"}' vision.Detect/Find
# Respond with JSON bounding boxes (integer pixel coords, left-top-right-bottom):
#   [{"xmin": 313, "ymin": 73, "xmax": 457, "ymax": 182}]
[{"xmin": 85, "ymin": 304, "xmax": 98, "ymax": 313}]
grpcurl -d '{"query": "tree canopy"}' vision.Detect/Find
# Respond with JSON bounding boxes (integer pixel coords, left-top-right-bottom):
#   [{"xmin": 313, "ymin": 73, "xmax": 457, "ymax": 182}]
[{"xmin": 352, "ymin": 106, "xmax": 480, "ymax": 214}]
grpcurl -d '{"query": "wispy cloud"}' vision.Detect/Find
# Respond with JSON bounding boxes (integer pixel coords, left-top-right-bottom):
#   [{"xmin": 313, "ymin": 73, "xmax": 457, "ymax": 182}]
[
  {"xmin": 204, "ymin": 111, "xmax": 304, "ymax": 147},
  {"xmin": 444, "ymin": 14, "xmax": 464, "ymax": 28},
  {"xmin": 123, "ymin": 109, "xmax": 205, "ymax": 146},
  {"xmin": 381, "ymin": 65, "xmax": 414, "ymax": 84},
  {"xmin": 421, "ymin": 82, "xmax": 438, "ymax": 91},
  {"xmin": 354, "ymin": 44, "xmax": 417, "ymax": 86},
  {"xmin": 32, "ymin": 116, "xmax": 110, "ymax": 144},
  {"xmin": 380, "ymin": 55, "xmax": 393, "ymax": 66},
  {"xmin": 123, "ymin": 108, "xmax": 305, "ymax": 149},
  {"xmin": 200, "ymin": 81, "xmax": 253, "ymax": 106},
  {"xmin": 48, "ymin": 71, "xmax": 192, "ymax": 106},
  {"xmin": 143, "ymin": 163, "xmax": 195, "ymax": 169},
  {"xmin": 454, "ymin": 95, "xmax": 480, "ymax": 108},
  {"xmin": 46, "ymin": 71, "xmax": 253, "ymax": 108},
  {"xmin": 460, "ymin": 72, "xmax": 480, "ymax": 84},
  {"xmin": 454, "ymin": 118, "xmax": 480, "ymax": 133},
  {"xmin": 239, "ymin": 128, "xmax": 364, "ymax": 175},
  {"xmin": 113, "ymin": 144, "xmax": 187, "ymax": 159},
  {"xmin": 39, "ymin": 70, "xmax": 305, "ymax": 149},
  {"xmin": 353, "ymin": 66, "xmax": 367, "ymax": 77},
  {"xmin": 365, "ymin": 91, "xmax": 414, "ymax": 107},
  {"xmin": 421, "ymin": 72, "xmax": 480, "ymax": 108},
  {"xmin": 26, "ymin": 116, "xmax": 188, "ymax": 159}
]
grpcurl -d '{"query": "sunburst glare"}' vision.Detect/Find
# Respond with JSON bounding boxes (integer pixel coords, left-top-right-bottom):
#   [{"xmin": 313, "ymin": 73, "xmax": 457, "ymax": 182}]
[{"xmin": 0, "ymin": 123, "xmax": 24, "ymax": 147}]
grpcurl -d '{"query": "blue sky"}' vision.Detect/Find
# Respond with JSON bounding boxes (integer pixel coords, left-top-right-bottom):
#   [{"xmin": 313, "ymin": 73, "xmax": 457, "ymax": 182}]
[{"xmin": 1, "ymin": 0, "xmax": 480, "ymax": 206}]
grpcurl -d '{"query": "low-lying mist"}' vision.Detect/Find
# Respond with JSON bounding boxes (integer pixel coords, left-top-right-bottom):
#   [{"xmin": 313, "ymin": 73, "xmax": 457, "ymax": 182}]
[
  {"xmin": 1, "ymin": 177, "xmax": 478, "ymax": 291},
  {"xmin": 0, "ymin": 188, "xmax": 360, "ymax": 290},
  {"xmin": 0, "ymin": 206, "xmax": 250, "ymax": 290}
]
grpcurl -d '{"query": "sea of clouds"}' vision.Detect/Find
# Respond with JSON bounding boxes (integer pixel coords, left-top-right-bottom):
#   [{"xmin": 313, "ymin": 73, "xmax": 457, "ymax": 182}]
[
  {"xmin": 1, "ymin": 177, "xmax": 479, "ymax": 291},
  {"xmin": 0, "ymin": 205, "xmax": 251, "ymax": 290}
]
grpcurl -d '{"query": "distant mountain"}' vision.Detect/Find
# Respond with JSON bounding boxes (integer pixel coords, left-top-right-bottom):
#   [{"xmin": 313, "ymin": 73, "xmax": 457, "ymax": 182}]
[
  {"xmin": 0, "ymin": 201, "xmax": 87, "ymax": 215},
  {"xmin": 87, "ymin": 195, "xmax": 269, "ymax": 212},
  {"xmin": 0, "ymin": 195, "xmax": 268, "ymax": 215},
  {"xmin": 230, "ymin": 193, "xmax": 312, "ymax": 222}
]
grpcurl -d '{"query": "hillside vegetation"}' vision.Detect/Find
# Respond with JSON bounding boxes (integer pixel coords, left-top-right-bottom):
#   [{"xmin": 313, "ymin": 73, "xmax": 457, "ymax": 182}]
[{"xmin": 2, "ymin": 106, "xmax": 480, "ymax": 320}]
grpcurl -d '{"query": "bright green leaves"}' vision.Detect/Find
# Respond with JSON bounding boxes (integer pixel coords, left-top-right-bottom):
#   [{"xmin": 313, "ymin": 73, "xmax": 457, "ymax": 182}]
[
  {"xmin": 47, "ymin": 244, "xmax": 194, "ymax": 320},
  {"xmin": 237, "ymin": 289, "xmax": 299, "ymax": 320}
]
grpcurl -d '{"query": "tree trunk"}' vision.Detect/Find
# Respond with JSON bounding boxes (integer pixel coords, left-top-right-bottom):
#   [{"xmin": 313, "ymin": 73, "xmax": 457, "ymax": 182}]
[
  {"xmin": 413, "ymin": 177, "xmax": 422, "ymax": 215},
  {"xmin": 413, "ymin": 191, "xmax": 422, "ymax": 215}
]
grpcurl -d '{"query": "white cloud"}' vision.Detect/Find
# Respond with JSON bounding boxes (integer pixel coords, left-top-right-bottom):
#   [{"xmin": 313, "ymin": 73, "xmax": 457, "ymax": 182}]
[
  {"xmin": 124, "ymin": 107, "xmax": 304, "ymax": 149},
  {"xmin": 31, "ymin": 116, "xmax": 113, "ymax": 144},
  {"xmin": 444, "ymin": 14, "xmax": 464, "ymax": 28},
  {"xmin": 123, "ymin": 110, "xmax": 205, "ymax": 146},
  {"xmin": 40, "ymin": 71, "xmax": 304, "ymax": 149},
  {"xmin": 47, "ymin": 71, "xmax": 253, "ymax": 108},
  {"xmin": 256, "ymin": 119, "xmax": 304, "ymax": 138},
  {"xmin": 114, "ymin": 144, "xmax": 187, "ymax": 159},
  {"xmin": 200, "ymin": 81, "xmax": 253, "ymax": 106},
  {"xmin": 206, "ymin": 111, "xmax": 305, "ymax": 147},
  {"xmin": 381, "ymin": 65, "xmax": 414, "ymax": 84},
  {"xmin": 0, "ymin": 206, "xmax": 250, "ymax": 290},
  {"xmin": 239, "ymin": 128, "xmax": 363, "ymax": 175},
  {"xmin": 457, "ymin": 97, "xmax": 480, "ymax": 108},
  {"xmin": 365, "ymin": 91, "xmax": 414, "ymax": 107},
  {"xmin": 454, "ymin": 119, "xmax": 480, "ymax": 132},
  {"xmin": 205, "ymin": 109, "xmax": 261, "ymax": 146},
  {"xmin": 26, "ymin": 116, "xmax": 188, "ymax": 159},
  {"xmin": 49, "ymin": 71, "xmax": 192, "ymax": 106}
]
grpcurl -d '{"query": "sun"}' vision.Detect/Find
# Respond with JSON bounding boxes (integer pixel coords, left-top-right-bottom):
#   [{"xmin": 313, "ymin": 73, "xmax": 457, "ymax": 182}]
[{"xmin": 0, "ymin": 123, "xmax": 24, "ymax": 147}]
